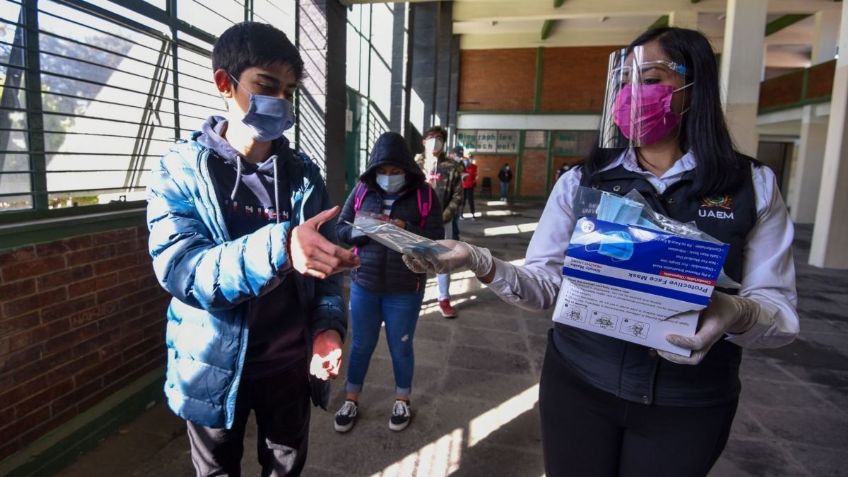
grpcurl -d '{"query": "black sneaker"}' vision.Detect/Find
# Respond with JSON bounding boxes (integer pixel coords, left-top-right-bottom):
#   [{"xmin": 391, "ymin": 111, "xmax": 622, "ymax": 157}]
[
  {"xmin": 334, "ymin": 400, "xmax": 358, "ymax": 433},
  {"xmin": 389, "ymin": 400, "xmax": 411, "ymax": 431}
]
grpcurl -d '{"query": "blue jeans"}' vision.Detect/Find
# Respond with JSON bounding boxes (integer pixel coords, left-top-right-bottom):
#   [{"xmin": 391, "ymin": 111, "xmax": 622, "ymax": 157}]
[
  {"xmin": 500, "ymin": 181, "xmax": 509, "ymax": 199},
  {"xmin": 437, "ymin": 226, "xmax": 453, "ymax": 300},
  {"xmin": 346, "ymin": 282, "xmax": 425, "ymax": 396}
]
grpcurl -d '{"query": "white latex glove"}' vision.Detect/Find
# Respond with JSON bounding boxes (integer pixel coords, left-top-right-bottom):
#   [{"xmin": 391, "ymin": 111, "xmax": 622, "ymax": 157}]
[
  {"xmin": 402, "ymin": 239, "xmax": 493, "ymax": 277},
  {"xmin": 310, "ymin": 330, "xmax": 343, "ymax": 381},
  {"xmin": 658, "ymin": 292, "xmax": 759, "ymax": 365}
]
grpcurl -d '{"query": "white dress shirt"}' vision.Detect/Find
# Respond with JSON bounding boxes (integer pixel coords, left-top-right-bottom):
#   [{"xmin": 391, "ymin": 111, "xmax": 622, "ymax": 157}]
[{"xmin": 486, "ymin": 149, "xmax": 799, "ymax": 349}]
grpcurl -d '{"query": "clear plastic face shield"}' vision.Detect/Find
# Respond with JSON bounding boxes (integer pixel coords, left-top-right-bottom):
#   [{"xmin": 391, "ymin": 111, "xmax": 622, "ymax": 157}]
[{"xmin": 598, "ymin": 46, "xmax": 690, "ymax": 149}]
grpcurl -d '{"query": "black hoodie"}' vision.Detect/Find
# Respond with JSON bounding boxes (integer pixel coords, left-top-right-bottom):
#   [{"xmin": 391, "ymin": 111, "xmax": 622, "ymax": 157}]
[
  {"xmin": 198, "ymin": 116, "xmax": 306, "ymax": 378},
  {"xmin": 336, "ymin": 132, "xmax": 445, "ymax": 293}
]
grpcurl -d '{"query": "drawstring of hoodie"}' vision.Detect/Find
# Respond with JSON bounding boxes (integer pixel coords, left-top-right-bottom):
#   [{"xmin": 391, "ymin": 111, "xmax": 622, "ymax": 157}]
[
  {"xmin": 230, "ymin": 155, "xmax": 243, "ymax": 201},
  {"xmin": 272, "ymin": 155, "xmax": 280, "ymax": 224},
  {"xmin": 229, "ymin": 154, "xmax": 280, "ymax": 224}
]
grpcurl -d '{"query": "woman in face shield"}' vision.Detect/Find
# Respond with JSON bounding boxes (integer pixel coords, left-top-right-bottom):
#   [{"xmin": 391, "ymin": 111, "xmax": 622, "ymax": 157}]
[{"xmin": 402, "ymin": 27, "xmax": 798, "ymax": 476}]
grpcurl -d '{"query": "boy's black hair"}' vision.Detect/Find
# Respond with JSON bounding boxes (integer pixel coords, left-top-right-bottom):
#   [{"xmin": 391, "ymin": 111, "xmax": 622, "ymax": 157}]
[
  {"xmin": 584, "ymin": 27, "xmax": 750, "ymax": 198},
  {"xmin": 212, "ymin": 22, "xmax": 304, "ymax": 82},
  {"xmin": 424, "ymin": 126, "xmax": 448, "ymax": 142}
]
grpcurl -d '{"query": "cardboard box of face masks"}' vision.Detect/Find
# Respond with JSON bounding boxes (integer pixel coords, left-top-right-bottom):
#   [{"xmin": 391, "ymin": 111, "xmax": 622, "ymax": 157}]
[{"xmin": 552, "ymin": 217, "xmax": 730, "ymax": 356}]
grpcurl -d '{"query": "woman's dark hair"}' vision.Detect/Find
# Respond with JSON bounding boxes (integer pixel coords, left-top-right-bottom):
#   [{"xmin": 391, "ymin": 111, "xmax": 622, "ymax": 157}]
[
  {"xmin": 212, "ymin": 22, "xmax": 304, "ymax": 82},
  {"xmin": 584, "ymin": 27, "xmax": 747, "ymax": 198}
]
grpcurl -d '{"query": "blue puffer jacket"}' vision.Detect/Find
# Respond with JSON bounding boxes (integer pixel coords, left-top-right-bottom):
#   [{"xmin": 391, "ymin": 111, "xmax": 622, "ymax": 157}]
[{"xmin": 146, "ymin": 134, "xmax": 346, "ymax": 429}]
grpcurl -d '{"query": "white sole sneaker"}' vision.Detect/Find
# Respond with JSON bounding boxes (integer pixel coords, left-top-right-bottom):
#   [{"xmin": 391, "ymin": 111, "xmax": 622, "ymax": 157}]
[
  {"xmin": 389, "ymin": 400, "xmax": 411, "ymax": 431},
  {"xmin": 334, "ymin": 420, "xmax": 354, "ymax": 433},
  {"xmin": 389, "ymin": 418, "xmax": 410, "ymax": 432}
]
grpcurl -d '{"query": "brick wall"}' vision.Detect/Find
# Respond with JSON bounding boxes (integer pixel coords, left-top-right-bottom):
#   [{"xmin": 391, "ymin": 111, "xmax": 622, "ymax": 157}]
[
  {"xmin": 541, "ymin": 46, "xmax": 621, "ymax": 112},
  {"xmin": 0, "ymin": 225, "xmax": 168, "ymax": 460},
  {"xmin": 759, "ymin": 69, "xmax": 804, "ymax": 110},
  {"xmin": 807, "ymin": 60, "xmax": 836, "ymax": 100},
  {"xmin": 459, "ymin": 45, "xmax": 622, "ymax": 113},
  {"xmin": 473, "ymin": 154, "xmax": 517, "ymax": 197},
  {"xmin": 458, "ymin": 49, "xmax": 537, "ymax": 111},
  {"xmin": 519, "ymin": 149, "xmax": 549, "ymax": 197}
]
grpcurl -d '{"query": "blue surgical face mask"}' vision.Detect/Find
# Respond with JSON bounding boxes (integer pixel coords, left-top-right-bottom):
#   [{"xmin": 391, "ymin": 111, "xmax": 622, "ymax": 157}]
[
  {"xmin": 230, "ymin": 75, "xmax": 294, "ymax": 142},
  {"xmin": 376, "ymin": 173, "xmax": 406, "ymax": 194},
  {"xmin": 588, "ymin": 230, "xmax": 634, "ymax": 261},
  {"xmin": 596, "ymin": 192, "xmax": 644, "ymax": 225}
]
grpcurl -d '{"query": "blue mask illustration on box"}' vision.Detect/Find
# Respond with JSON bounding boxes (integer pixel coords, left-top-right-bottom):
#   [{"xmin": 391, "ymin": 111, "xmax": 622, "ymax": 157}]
[
  {"xmin": 586, "ymin": 230, "xmax": 634, "ymax": 261},
  {"xmin": 596, "ymin": 192, "xmax": 644, "ymax": 225},
  {"xmin": 230, "ymin": 75, "xmax": 295, "ymax": 142}
]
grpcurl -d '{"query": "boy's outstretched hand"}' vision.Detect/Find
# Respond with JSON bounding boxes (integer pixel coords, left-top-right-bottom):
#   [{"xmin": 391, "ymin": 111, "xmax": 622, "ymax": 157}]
[
  {"xmin": 290, "ymin": 206, "xmax": 360, "ymax": 279},
  {"xmin": 310, "ymin": 329, "xmax": 342, "ymax": 380}
]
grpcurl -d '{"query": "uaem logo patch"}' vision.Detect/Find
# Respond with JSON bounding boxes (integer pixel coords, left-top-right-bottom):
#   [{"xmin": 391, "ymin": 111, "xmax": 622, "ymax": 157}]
[{"xmin": 698, "ymin": 194, "xmax": 734, "ymax": 220}]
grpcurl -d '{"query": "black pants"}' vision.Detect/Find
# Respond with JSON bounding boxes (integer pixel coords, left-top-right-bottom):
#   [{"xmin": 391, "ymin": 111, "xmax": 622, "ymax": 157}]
[
  {"xmin": 186, "ymin": 363, "xmax": 311, "ymax": 477},
  {"xmin": 460, "ymin": 188, "xmax": 476, "ymax": 216},
  {"xmin": 539, "ymin": 334, "xmax": 738, "ymax": 477}
]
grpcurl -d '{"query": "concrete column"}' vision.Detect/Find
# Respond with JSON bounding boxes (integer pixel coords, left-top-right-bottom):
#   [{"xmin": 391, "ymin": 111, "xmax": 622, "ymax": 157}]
[
  {"xmin": 786, "ymin": 106, "xmax": 828, "ymax": 223},
  {"xmin": 669, "ymin": 11, "xmax": 699, "ymax": 30},
  {"xmin": 810, "ymin": 2, "xmax": 848, "ymax": 268},
  {"xmin": 390, "ymin": 4, "xmax": 408, "ymax": 134},
  {"xmin": 812, "ymin": 10, "xmax": 841, "ymax": 65},
  {"xmin": 719, "ymin": 0, "xmax": 767, "ymax": 157},
  {"xmin": 297, "ymin": 0, "xmax": 347, "ymax": 205},
  {"xmin": 436, "ymin": 0, "xmax": 452, "ymax": 130},
  {"xmin": 410, "ymin": 1, "xmax": 438, "ymax": 138},
  {"xmin": 409, "ymin": 1, "xmax": 457, "ymax": 145}
]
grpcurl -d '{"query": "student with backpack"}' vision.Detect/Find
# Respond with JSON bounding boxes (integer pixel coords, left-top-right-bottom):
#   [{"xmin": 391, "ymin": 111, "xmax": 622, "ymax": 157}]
[{"xmin": 334, "ymin": 132, "xmax": 444, "ymax": 433}]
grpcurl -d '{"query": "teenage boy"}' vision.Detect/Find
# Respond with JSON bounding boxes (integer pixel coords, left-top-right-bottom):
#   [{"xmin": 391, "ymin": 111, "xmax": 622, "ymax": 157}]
[
  {"xmin": 416, "ymin": 126, "xmax": 463, "ymax": 318},
  {"xmin": 146, "ymin": 22, "xmax": 359, "ymax": 476}
]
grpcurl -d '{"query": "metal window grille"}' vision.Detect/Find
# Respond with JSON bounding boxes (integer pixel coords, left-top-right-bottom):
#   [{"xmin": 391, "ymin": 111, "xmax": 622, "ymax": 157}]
[{"xmin": 0, "ymin": 0, "xmax": 296, "ymax": 218}]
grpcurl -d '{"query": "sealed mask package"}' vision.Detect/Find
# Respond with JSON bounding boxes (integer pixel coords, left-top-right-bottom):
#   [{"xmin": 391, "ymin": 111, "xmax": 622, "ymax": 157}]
[
  {"xmin": 573, "ymin": 186, "xmax": 741, "ymax": 289},
  {"xmin": 348, "ymin": 212, "xmax": 450, "ymax": 255}
]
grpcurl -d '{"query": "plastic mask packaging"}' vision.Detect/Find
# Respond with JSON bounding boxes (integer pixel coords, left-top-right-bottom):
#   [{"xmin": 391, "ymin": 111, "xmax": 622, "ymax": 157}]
[
  {"xmin": 596, "ymin": 192, "xmax": 645, "ymax": 225},
  {"xmin": 231, "ymin": 75, "xmax": 294, "ymax": 141},
  {"xmin": 586, "ymin": 230, "xmax": 634, "ymax": 261},
  {"xmin": 347, "ymin": 212, "xmax": 450, "ymax": 255},
  {"xmin": 376, "ymin": 174, "xmax": 406, "ymax": 194}
]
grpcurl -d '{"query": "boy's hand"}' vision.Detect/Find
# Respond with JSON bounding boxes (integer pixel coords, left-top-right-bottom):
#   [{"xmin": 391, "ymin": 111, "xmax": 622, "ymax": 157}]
[
  {"xmin": 290, "ymin": 206, "xmax": 360, "ymax": 279},
  {"xmin": 310, "ymin": 330, "xmax": 342, "ymax": 380}
]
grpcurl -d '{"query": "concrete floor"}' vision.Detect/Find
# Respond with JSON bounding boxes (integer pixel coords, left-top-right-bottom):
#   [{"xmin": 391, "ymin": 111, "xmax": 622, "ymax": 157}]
[{"xmin": 54, "ymin": 200, "xmax": 848, "ymax": 477}]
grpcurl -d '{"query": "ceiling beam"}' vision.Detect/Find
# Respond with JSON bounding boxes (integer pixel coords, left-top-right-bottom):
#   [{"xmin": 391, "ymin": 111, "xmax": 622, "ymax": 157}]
[
  {"xmin": 765, "ymin": 14, "xmax": 812, "ymax": 36},
  {"xmin": 648, "ymin": 14, "xmax": 670, "ymax": 30},
  {"xmin": 542, "ymin": 0, "xmax": 565, "ymax": 41},
  {"xmin": 541, "ymin": 19, "xmax": 555, "ymax": 40},
  {"xmin": 460, "ymin": 29, "xmax": 663, "ymax": 49},
  {"xmin": 453, "ymin": 0, "xmax": 840, "ymax": 22}
]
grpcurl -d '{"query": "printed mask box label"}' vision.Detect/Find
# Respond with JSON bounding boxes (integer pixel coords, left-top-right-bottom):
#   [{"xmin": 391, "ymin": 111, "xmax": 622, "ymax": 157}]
[{"xmin": 552, "ymin": 217, "xmax": 729, "ymax": 355}]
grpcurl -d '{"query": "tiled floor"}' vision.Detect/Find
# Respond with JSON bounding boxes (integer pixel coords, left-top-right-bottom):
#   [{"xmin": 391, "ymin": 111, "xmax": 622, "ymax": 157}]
[{"xmin": 54, "ymin": 202, "xmax": 848, "ymax": 477}]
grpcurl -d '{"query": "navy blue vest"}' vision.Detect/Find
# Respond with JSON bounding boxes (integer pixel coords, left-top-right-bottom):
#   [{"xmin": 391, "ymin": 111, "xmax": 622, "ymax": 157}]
[{"xmin": 553, "ymin": 161, "xmax": 757, "ymax": 406}]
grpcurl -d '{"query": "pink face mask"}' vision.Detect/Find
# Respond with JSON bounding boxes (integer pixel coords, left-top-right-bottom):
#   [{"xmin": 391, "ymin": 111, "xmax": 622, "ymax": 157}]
[{"xmin": 613, "ymin": 83, "xmax": 689, "ymax": 145}]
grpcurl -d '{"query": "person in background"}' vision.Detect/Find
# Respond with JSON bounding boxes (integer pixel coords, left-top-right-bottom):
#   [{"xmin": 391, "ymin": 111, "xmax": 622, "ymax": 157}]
[
  {"xmin": 498, "ymin": 163, "xmax": 513, "ymax": 202},
  {"xmin": 415, "ymin": 126, "xmax": 464, "ymax": 318},
  {"xmin": 449, "ymin": 146, "xmax": 465, "ymax": 239},
  {"xmin": 146, "ymin": 22, "xmax": 358, "ymax": 476},
  {"xmin": 334, "ymin": 132, "xmax": 444, "ymax": 433},
  {"xmin": 402, "ymin": 26, "xmax": 798, "ymax": 477},
  {"xmin": 556, "ymin": 162, "xmax": 572, "ymax": 182},
  {"xmin": 460, "ymin": 152, "xmax": 478, "ymax": 220}
]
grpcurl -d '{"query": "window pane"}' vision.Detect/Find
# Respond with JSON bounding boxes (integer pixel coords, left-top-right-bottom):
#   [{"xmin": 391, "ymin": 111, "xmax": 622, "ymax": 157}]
[{"xmin": 0, "ymin": 2, "xmax": 30, "ymax": 211}]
